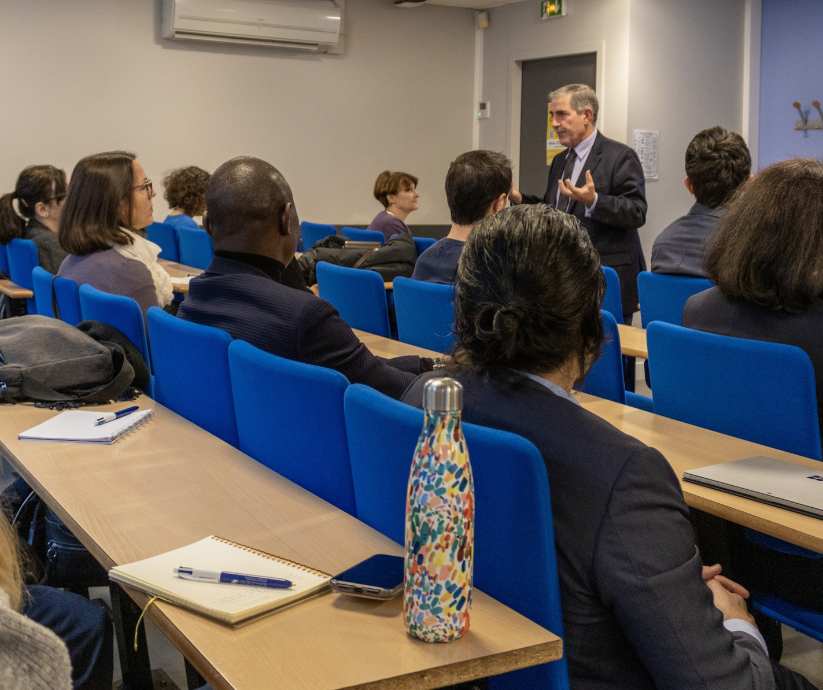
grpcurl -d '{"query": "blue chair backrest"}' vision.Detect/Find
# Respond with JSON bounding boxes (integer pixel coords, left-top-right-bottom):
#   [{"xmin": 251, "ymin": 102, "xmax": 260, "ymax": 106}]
[
  {"xmin": 53, "ymin": 277, "xmax": 82, "ymax": 326},
  {"xmin": 344, "ymin": 384, "xmax": 568, "ymax": 689},
  {"xmin": 228, "ymin": 340, "xmax": 355, "ymax": 514},
  {"xmin": 177, "ymin": 227, "xmax": 213, "ymax": 269},
  {"xmin": 300, "ymin": 221, "xmax": 337, "ymax": 250},
  {"xmin": 31, "ymin": 266, "xmax": 55, "ymax": 317},
  {"xmin": 78, "ymin": 284, "xmax": 150, "ymax": 368},
  {"xmin": 648, "ymin": 322, "xmax": 822, "ymax": 458},
  {"xmin": 0, "ymin": 243, "xmax": 9, "ymax": 276},
  {"xmin": 413, "ymin": 236, "xmax": 436, "ymax": 256},
  {"xmin": 578, "ymin": 310, "xmax": 625, "ymax": 404},
  {"xmin": 392, "ymin": 276, "xmax": 454, "ymax": 353},
  {"xmin": 637, "ymin": 271, "xmax": 713, "ymax": 327},
  {"xmin": 316, "ymin": 261, "xmax": 391, "ymax": 337},
  {"xmin": 147, "ymin": 308, "xmax": 237, "ymax": 447},
  {"xmin": 340, "ymin": 226, "xmax": 384, "ymax": 244},
  {"xmin": 601, "ymin": 266, "xmax": 623, "ymax": 324},
  {"xmin": 146, "ymin": 222, "xmax": 180, "ymax": 262},
  {"xmin": 8, "ymin": 238, "xmax": 38, "ymax": 312}
]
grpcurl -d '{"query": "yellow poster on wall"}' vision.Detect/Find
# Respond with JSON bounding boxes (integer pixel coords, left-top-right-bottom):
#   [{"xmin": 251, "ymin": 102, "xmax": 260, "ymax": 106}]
[{"xmin": 546, "ymin": 105, "xmax": 564, "ymax": 165}]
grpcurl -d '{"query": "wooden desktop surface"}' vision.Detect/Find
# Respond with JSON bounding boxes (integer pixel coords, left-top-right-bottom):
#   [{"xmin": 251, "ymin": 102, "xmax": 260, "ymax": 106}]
[
  {"xmin": 355, "ymin": 330, "xmax": 823, "ymax": 554},
  {"xmin": 616, "ymin": 324, "xmax": 648, "ymax": 359},
  {"xmin": 0, "ymin": 278, "xmax": 33, "ymax": 300},
  {"xmin": 0, "ymin": 402, "xmax": 561, "ymax": 690},
  {"xmin": 160, "ymin": 259, "xmax": 201, "ymax": 295}
]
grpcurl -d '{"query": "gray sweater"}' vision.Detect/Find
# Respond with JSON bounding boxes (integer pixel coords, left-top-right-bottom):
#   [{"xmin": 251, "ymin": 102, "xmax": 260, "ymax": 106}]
[{"xmin": 0, "ymin": 593, "xmax": 71, "ymax": 690}]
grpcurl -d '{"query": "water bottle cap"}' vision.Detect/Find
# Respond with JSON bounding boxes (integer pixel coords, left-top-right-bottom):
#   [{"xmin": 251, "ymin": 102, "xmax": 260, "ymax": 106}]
[{"xmin": 423, "ymin": 377, "xmax": 463, "ymax": 413}]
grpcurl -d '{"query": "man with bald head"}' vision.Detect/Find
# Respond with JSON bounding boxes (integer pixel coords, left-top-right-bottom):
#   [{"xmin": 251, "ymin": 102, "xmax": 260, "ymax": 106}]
[{"xmin": 178, "ymin": 156, "xmax": 429, "ymax": 399}]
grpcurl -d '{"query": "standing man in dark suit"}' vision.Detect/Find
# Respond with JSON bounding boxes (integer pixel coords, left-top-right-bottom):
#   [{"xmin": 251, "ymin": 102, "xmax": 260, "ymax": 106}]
[{"xmin": 512, "ymin": 83, "xmax": 647, "ymax": 320}]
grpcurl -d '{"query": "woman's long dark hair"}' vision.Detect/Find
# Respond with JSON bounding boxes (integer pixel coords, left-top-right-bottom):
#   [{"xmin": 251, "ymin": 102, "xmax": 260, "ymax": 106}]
[
  {"xmin": 59, "ymin": 151, "xmax": 136, "ymax": 255},
  {"xmin": 0, "ymin": 165, "xmax": 66, "ymax": 243},
  {"xmin": 705, "ymin": 158, "xmax": 823, "ymax": 313},
  {"xmin": 453, "ymin": 204, "xmax": 604, "ymax": 379}
]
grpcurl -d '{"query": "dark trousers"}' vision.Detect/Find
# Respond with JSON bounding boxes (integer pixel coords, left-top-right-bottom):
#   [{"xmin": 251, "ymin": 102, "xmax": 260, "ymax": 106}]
[{"xmin": 24, "ymin": 585, "xmax": 113, "ymax": 690}]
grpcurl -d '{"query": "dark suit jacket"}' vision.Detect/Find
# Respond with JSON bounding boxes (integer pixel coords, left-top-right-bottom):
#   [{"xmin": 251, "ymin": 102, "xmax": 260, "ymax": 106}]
[
  {"xmin": 651, "ymin": 203, "xmax": 724, "ymax": 277},
  {"xmin": 178, "ymin": 254, "xmax": 424, "ymax": 400},
  {"xmin": 402, "ymin": 370, "xmax": 774, "ymax": 690},
  {"xmin": 525, "ymin": 132, "xmax": 647, "ymax": 316}
]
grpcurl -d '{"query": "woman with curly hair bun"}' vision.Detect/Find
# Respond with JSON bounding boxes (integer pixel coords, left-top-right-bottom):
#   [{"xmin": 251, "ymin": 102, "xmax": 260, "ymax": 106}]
[{"xmin": 163, "ymin": 165, "xmax": 209, "ymax": 231}]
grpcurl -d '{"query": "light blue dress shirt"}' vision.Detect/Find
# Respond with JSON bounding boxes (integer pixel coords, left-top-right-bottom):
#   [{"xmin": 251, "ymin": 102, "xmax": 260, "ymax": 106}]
[{"xmin": 557, "ymin": 128, "xmax": 599, "ymax": 217}]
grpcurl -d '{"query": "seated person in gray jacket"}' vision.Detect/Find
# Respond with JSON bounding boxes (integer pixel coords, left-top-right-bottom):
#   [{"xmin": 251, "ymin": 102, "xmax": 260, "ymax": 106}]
[
  {"xmin": 651, "ymin": 126, "xmax": 750, "ymax": 277},
  {"xmin": 412, "ymin": 150, "xmax": 511, "ymax": 285},
  {"xmin": 179, "ymin": 156, "xmax": 430, "ymax": 400},
  {"xmin": 403, "ymin": 204, "xmax": 817, "ymax": 690}
]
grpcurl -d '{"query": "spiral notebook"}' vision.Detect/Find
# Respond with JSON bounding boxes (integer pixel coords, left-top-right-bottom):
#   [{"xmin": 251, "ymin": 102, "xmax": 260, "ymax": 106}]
[
  {"xmin": 109, "ymin": 536, "xmax": 331, "ymax": 625},
  {"xmin": 18, "ymin": 409, "xmax": 152, "ymax": 444}
]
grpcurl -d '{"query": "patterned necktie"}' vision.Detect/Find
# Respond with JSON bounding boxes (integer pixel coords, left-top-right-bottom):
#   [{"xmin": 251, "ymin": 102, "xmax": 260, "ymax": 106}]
[{"xmin": 556, "ymin": 148, "xmax": 576, "ymax": 212}]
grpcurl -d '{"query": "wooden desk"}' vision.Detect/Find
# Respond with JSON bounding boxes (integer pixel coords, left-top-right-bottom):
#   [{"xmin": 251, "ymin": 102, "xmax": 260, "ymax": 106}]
[
  {"xmin": 355, "ymin": 330, "xmax": 823, "ymax": 554},
  {"xmin": 616, "ymin": 324, "xmax": 647, "ymax": 359},
  {"xmin": 0, "ymin": 278, "xmax": 33, "ymax": 300},
  {"xmin": 0, "ymin": 401, "xmax": 561, "ymax": 689},
  {"xmin": 160, "ymin": 260, "xmax": 202, "ymax": 295}
]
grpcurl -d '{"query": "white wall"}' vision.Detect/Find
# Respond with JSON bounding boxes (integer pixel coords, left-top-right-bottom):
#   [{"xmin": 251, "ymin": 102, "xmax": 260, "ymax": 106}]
[
  {"xmin": 0, "ymin": 0, "xmax": 474, "ymax": 225},
  {"xmin": 478, "ymin": 0, "xmax": 631, "ymax": 183},
  {"xmin": 627, "ymin": 0, "xmax": 746, "ymax": 258}
]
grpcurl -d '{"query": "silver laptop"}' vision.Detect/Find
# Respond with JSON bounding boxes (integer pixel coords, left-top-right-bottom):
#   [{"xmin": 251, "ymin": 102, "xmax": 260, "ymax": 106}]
[{"xmin": 683, "ymin": 456, "xmax": 823, "ymax": 519}]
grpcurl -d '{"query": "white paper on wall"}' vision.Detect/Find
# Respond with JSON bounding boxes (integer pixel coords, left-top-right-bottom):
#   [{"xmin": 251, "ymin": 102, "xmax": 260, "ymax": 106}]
[{"xmin": 632, "ymin": 129, "xmax": 659, "ymax": 180}]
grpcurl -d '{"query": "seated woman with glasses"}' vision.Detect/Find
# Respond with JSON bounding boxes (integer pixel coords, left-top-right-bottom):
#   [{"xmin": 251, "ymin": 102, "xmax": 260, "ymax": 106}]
[
  {"xmin": 0, "ymin": 165, "xmax": 68, "ymax": 273},
  {"xmin": 163, "ymin": 165, "xmax": 210, "ymax": 232},
  {"xmin": 402, "ymin": 204, "xmax": 817, "ymax": 690},
  {"xmin": 58, "ymin": 151, "xmax": 173, "ymax": 313}
]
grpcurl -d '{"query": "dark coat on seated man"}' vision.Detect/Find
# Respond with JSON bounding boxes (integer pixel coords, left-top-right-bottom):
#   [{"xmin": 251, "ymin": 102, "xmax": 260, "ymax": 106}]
[
  {"xmin": 651, "ymin": 126, "xmax": 751, "ymax": 277},
  {"xmin": 403, "ymin": 203, "xmax": 818, "ymax": 690},
  {"xmin": 177, "ymin": 156, "xmax": 429, "ymax": 400}
]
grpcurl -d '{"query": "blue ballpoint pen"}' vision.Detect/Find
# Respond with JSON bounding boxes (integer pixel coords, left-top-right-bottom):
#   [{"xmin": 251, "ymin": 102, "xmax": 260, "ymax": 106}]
[
  {"xmin": 95, "ymin": 406, "xmax": 140, "ymax": 426},
  {"xmin": 174, "ymin": 566, "xmax": 293, "ymax": 589}
]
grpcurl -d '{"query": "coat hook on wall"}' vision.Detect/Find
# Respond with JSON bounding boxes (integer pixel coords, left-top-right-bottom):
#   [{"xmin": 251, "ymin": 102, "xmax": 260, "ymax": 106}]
[{"xmin": 793, "ymin": 100, "xmax": 823, "ymax": 134}]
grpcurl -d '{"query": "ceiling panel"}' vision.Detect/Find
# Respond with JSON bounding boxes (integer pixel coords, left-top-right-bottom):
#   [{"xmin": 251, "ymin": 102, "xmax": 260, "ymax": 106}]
[{"xmin": 417, "ymin": 0, "xmax": 525, "ymax": 9}]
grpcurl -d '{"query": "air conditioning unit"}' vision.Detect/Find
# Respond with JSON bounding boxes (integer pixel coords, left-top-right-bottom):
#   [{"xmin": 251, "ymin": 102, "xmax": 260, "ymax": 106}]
[{"xmin": 161, "ymin": 0, "xmax": 343, "ymax": 53}]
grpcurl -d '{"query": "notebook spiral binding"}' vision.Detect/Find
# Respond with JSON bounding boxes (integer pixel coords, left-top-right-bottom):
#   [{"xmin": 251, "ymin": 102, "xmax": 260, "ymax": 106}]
[{"xmin": 211, "ymin": 536, "xmax": 331, "ymax": 578}]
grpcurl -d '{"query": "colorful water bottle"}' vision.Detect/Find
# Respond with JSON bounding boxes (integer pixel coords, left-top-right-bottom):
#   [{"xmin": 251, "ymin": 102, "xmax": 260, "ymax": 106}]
[{"xmin": 404, "ymin": 377, "xmax": 474, "ymax": 643}]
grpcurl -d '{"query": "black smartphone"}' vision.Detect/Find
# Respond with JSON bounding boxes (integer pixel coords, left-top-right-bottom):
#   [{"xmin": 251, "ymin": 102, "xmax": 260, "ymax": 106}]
[{"xmin": 330, "ymin": 554, "xmax": 404, "ymax": 599}]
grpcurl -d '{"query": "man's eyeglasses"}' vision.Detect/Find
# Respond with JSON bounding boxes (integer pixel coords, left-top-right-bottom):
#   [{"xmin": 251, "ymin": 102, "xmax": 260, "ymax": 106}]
[{"xmin": 133, "ymin": 179, "xmax": 154, "ymax": 197}]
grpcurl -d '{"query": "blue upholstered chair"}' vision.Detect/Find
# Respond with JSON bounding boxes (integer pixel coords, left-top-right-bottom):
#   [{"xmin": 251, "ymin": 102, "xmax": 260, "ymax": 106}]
[
  {"xmin": 146, "ymin": 222, "xmax": 180, "ymax": 262},
  {"xmin": 637, "ymin": 271, "xmax": 713, "ymax": 327},
  {"xmin": 300, "ymin": 221, "xmax": 337, "ymax": 251},
  {"xmin": 147, "ymin": 308, "xmax": 237, "ymax": 447},
  {"xmin": 647, "ymin": 321, "xmax": 823, "ymax": 642},
  {"xmin": 413, "ymin": 236, "xmax": 436, "ymax": 256},
  {"xmin": 228, "ymin": 340, "xmax": 355, "ymax": 514},
  {"xmin": 8, "ymin": 238, "xmax": 39, "ymax": 313},
  {"xmin": 601, "ymin": 266, "xmax": 623, "ymax": 324},
  {"xmin": 78, "ymin": 284, "xmax": 150, "ymax": 368},
  {"xmin": 316, "ymin": 261, "xmax": 391, "ymax": 337},
  {"xmin": 53, "ymin": 277, "xmax": 82, "ymax": 326},
  {"xmin": 177, "ymin": 227, "xmax": 213, "ymax": 269},
  {"xmin": 0, "ymin": 243, "xmax": 9, "ymax": 276},
  {"xmin": 577, "ymin": 311, "xmax": 653, "ymax": 411},
  {"xmin": 340, "ymin": 226, "xmax": 384, "ymax": 244},
  {"xmin": 392, "ymin": 277, "xmax": 454, "ymax": 353},
  {"xmin": 344, "ymin": 384, "xmax": 569, "ymax": 689},
  {"xmin": 31, "ymin": 266, "xmax": 55, "ymax": 318}
]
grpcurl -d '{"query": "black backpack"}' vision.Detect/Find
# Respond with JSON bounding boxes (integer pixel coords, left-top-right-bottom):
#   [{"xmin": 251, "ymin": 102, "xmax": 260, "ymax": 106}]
[{"xmin": 0, "ymin": 315, "xmax": 138, "ymax": 405}]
